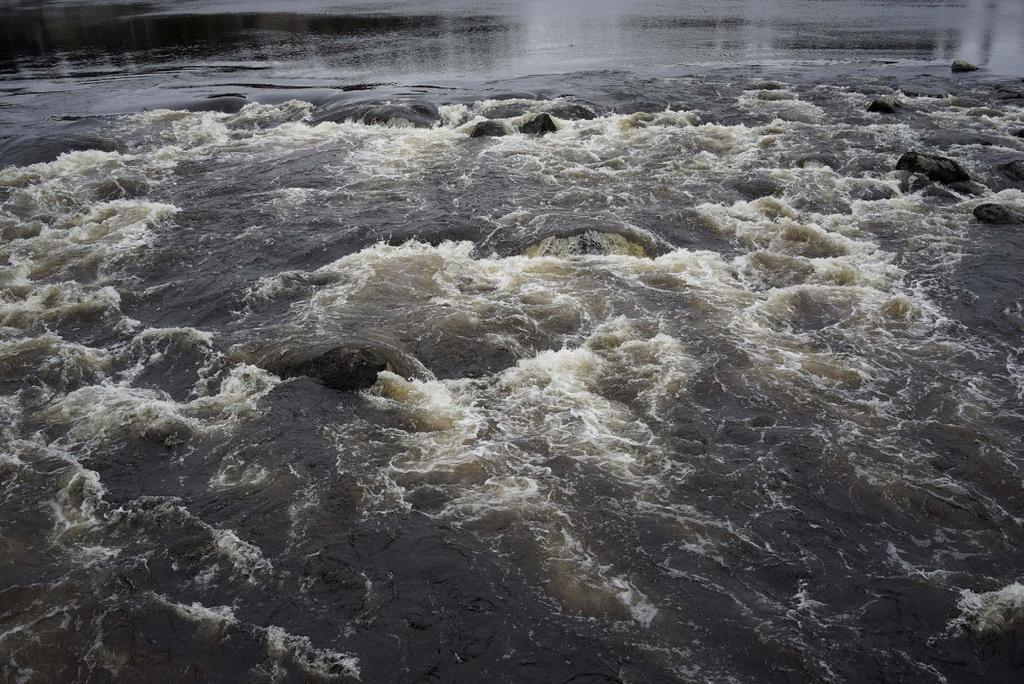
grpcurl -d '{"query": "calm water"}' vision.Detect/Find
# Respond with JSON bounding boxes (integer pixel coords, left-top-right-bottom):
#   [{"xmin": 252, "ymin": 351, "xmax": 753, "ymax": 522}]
[{"xmin": 2, "ymin": 1, "xmax": 1024, "ymax": 683}]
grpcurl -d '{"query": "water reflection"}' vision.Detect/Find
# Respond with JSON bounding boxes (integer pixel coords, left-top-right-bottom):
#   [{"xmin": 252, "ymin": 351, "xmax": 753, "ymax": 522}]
[
  {"xmin": 0, "ymin": 0, "xmax": 1022, "ymax": 78},
  {"xmin": 0, "ymin": 6, "xmax": 520, "ymax": 75}
]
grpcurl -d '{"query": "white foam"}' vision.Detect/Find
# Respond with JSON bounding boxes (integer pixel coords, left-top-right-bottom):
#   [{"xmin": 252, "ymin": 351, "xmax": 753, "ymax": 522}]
[
  {"xmin": 47, "ymin": 363, "xmax": 278, "ymax": 443},
  {"xmin": 265, "ymin": 625, "xmax": 361, "ymax": 680},
  {"xmin": 213, "ymin": 529, "xmax": 274, "ymax": 581},
  {"xmin": 954, "ymin": 582, "xmax": 1024, "ymax": 635}
]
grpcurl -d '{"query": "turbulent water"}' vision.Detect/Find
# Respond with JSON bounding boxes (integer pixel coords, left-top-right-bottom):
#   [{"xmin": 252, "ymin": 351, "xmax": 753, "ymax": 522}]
[{"xmin": 3, "ymin": 1, "xmax": 1024, "ymax": 683}]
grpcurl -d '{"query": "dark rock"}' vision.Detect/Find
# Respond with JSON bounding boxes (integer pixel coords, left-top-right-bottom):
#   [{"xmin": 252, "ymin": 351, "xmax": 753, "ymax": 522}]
[
  {"xmin": 1001, "ymin": 160, "xmax": 1024, "ymax": 181},
  {"xmin": 896, "ymin": 171, "xmax": 926, "ymax": 194},
  {"xmin": 920, "ymin": 184, "xmax": 960, "ymax": 201},
  {"xmin": 951, "ymin": 59, "xmax": 979, "ymax": 73},
  {"xmin": 1015, "ymin": 130, "xmax": 1024, "ymax": 138},
  {"xmin": 753, "ymin": 81, "xmax": 786, "ymax": 91},
  {"xmin": 314, "ymin": 100, "xmax": 439, "ymax": 128},
  {"xmin": 867, "ymin": 98, "xmax": 900, "ymax": 114},
  {"xmin": 907, "ymin": 179, "xmax": 986, "ymax": 201},
  {"xmin": 946, "ymin": 180, "xmax": 987, "ymax": 196},
  {"xmin": 973, "ymin": 203, "xmax": 1020, "ymax": 224},
  {"xmin": 896, "ymin": 151, "xmax": 971, "ymax": 184},
  {"xmin": 901, "ymin": 87, "xmax": 947, "ymax": 99},
  {"xmin": 361, "ymin": 102, "xmax": 439, "ymax": 128},
  {"xmin": 849, "ymin": 184, "xmax": 897, "ymax": 202},
  {"xmin": 518, "ymin": 113, "xmax": 558, "ymax": 136},
  {"xmin": 273, "ymin": 347, "xmax": 388, "ymax": 391},
  {"xmin": 732, "ymin": 175, "xmax": 783, "ymax": 200},
  {"xmin": 469, "ymin": 120, "xmax": 507, "ymax": 138},
  {"xmin": 544, "ymin": 103, "xmax": 597, "ymax": 120}
]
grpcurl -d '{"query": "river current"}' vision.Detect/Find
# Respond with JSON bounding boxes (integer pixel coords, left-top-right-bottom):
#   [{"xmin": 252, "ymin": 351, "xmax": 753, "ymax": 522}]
[{"xmin": 2, "ymin": 1, "xmax": 1024, "ymax": 682}]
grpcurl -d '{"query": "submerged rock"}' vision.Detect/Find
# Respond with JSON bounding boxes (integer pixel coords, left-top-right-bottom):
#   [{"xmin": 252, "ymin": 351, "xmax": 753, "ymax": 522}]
[
  {"xmin": 362, "ymin": 102, "xmax": 439, "ymax": 128},
  {"xmin": 481, "ymin": 102, "xmax": 532, "ymax": 119},
  {"xmin": 973, "ymin": 203, "xmax": 1021, "ymax": 224},
  {"xmin": 923, "ymin": 131, "xmax": 997, "ymax": 148},
  {"xmin": 314, "ymin": 100, "xmax": 439, "ymax": 128},
  {"xmin": 271, "ymin": 347, "xmax": 388, "ymax": 391},
  {"xmin": 896, "ymin": 151, "xmax": 971, "ymax": 184},
  {"xmin": 919, "ymin": 183, "xmax": 961, "ymax": 201},
  {"xmin": 163, "ymin": 94, "xmax": 250, "ymax": 114},
  {"xmin": 469, "ymin": 120, "xmax": 507, "ymax": 138},
  {"xmin": 951, "ymin": 59, "xmax": 979, "ymax": 73},
  {"xmin": 901, "ymin": 86, "xmax": 947, "ymax": 99},
  {"xmin": 946, "ymin": 180, "xmax": 988, "ymax": 196},
  {"xmin": 797, "ymin": 154, "xmax": 838, "ymax": 169},
  {"xmin": 524, "ymin": 230, "xmax": 650, "ymax": 258},
  {"xmin": 518, "ymin": 113, "xmax": 558, "ymax": 136},
  {"xmin": 731, "ymin": 175, "xmax": 783, "ymax": 201},
  {"xmin": 867, "ymin": 98, "xmax": 900, "ymax": 114},
  {"xmin": 0, "ymin": 130, "xmax": 119, "ymax": 167},
  {"xmin": 1001, "ymin": 160, "xmax": 1024, "ymax": 181}
]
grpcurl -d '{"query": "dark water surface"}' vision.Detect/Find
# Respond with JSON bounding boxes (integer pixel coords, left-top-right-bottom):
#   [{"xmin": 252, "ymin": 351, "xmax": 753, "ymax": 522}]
[{"xmin": 2, "ymin": 1, "xmax": 1024, "ymax": 683}]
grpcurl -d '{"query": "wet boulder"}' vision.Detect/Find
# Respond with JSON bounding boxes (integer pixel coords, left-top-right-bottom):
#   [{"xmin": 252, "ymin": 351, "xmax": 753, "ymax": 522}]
[
  {"xmin": 544, "ymin": 103, "xmax": 597, "ymax": 120},
  {"xmin": 867, "ymin": 98, "xmax": 900, "ymax": 114},
  {"xmin": 1015, "ymin": 130, "xmax": 1024, "ymax": 138},
  {"xmin": 731, "ymin": 174, "xmax": 783, "ymax": 201},
  {"xmin": 362, "ymin": 102, "xmax": 438, "ymax": 128},
  {"xmin": 896, "ymin": 151, "xmax": 971, "ymax": 184},
  {"xmin": 314, "ymin": 100, "xmax": 439, "ymax": 128},
  {"xmin": 919, "ymin": 183, "xmax": 961, "ymax": 202},
  {"xmin": 271, "ymin": 347, "xmax": 388, "ymax": 391},
  {"xmin": 469, "ymin": 120, "xmax": 507, "ymax": 138},
  {"xmin": 973, "ymin": 203, "xmax": 1021, "ymax": 224},
  {"xmin": 518, "ymin": 112, "xmax": 558, "ymax": 136},
  {"xmin": 951, "ymin": 59, "xmax": 979, "ymax": 73},
  {"xmin": 848, "ymin": 183, "xmax": 897, "ymax": 202},
  {"xmin": 1001, "ymin": 160, "xmax": 1024, "ymax": 181}
]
